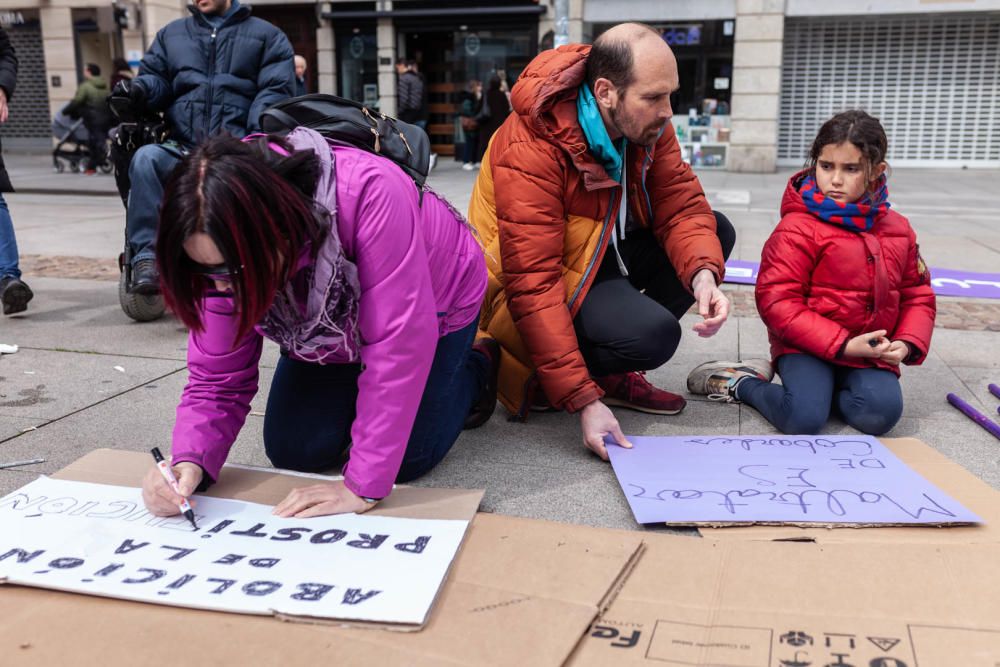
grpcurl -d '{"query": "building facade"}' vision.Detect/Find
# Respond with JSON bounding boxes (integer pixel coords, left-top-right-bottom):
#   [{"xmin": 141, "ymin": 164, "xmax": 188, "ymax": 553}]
[{"xmin": 2, "ymin": 0, "xmax": 998, "ymax": 169}]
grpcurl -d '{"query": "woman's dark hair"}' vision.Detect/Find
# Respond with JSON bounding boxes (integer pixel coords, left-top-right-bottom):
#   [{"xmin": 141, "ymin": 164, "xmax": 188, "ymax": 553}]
[
  {"xmin": 157, "ymin": 134, "xmax": 324, "ymax": 342},
  {"xmin": 809, "ymin": 110, "xmax": 889, "ymax": 184},
  {"xmin": 112, "ymin": 57, "xmax": 131, "ymax": 72}
]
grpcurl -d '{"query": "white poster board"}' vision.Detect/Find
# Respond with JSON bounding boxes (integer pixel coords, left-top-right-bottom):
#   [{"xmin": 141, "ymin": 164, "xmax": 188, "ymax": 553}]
[{"xmin": 0, "ymin": 477, "xmax": 469, "ymax": 625}]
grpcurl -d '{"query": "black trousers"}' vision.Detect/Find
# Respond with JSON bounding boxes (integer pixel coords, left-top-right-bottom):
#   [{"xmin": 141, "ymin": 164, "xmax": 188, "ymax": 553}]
[{"xmin": 574, "ymin": 211, "xmax": 736, "ymax": 377}]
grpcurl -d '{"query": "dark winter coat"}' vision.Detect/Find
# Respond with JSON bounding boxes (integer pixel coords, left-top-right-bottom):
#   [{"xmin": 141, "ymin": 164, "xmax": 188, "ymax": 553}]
[
  {"xmin": 396, "ymin": 70, "xmax": 424, "ymax": 124},
  {"xmin": 133, "ymin": 3, "xmax": 294, "ymax": 146},
  {"xmin": 0, "ymin": 27, "xmax": 16, "ymax": 192},
  {"xmin": 755, "ymin": 171, "xmax": 936, "ymax": 376}
]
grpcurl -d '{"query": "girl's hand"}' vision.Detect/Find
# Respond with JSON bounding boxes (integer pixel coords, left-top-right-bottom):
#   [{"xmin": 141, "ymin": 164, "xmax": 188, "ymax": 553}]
[
  {"xmin": 880, "ymin": 340, "xmax": 909, "ymax": 366},
  {"xmin": 272, "ymin": 480, "xmax": 374, "ymax": 518},
  {"xmin": 843, "ymin": 330, "xmax": 890, "ymax": 358}
]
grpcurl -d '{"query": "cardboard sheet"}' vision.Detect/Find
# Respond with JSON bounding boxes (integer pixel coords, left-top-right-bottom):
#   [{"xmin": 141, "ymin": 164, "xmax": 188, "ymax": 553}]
[
  {"xmin": 0, "ymin": 450, "xmax": 645, "ymax": 666},
  {"xmin": 607, "ymin": 434, "xmax": 979, "ymax": 526},
  {"xmin": 701, "ymin": 437, "xmax": 1000, "ymax": 543},
  {"xmin": 570, "ymin": 534, "xmax": 1000, "ymax": 666},
  {"xmin": 0, "ymin": 477, "xmax": 469, "ymax": 625}
]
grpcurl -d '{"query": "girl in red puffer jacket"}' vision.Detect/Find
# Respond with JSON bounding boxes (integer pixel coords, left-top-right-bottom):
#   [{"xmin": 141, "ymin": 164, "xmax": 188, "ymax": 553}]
[{"xmin": 688, "ymin": 110, "xmax": 936, "ymax": 435}]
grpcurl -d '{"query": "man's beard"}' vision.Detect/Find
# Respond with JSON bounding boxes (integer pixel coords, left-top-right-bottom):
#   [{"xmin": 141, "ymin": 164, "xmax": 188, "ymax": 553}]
[{"xmin": 611, "ymin": 101, "xmax": 662, "ymax": 147}]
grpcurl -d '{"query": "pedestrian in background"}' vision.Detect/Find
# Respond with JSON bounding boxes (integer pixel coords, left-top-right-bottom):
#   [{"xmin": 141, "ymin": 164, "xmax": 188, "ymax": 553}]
[
  {"xmin": 459, "ymin": 78, "xmax": 482, "ymax": 170},
  {"xmin": 476, "ymin": 74, "xmax": 510, "ymax": 165},
  {"xmin": 0, "ymin": 26, "xmax": 32, "ymax": 315},
  {"xmin": 67, "ymin": 63, "xmax": 112, "ymax": 174},
  {"xmin": 294, "ymin": 54, "xmax": 307, "ymax": 96}
]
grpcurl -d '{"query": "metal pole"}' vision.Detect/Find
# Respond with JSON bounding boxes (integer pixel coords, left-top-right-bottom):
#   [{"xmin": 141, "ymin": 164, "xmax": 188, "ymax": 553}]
[{"xmin": 553, "ymin": 0, "xmax": 569, "ymax": 48}]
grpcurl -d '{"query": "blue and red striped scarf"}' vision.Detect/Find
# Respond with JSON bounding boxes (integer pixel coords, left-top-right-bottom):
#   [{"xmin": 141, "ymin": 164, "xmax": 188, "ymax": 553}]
[{"xmin": 799, "ymin": 173, "xmax": 890, "ymax": 232}]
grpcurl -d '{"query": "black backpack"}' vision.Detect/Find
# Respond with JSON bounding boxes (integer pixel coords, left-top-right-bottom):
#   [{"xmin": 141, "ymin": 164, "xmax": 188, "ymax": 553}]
[{"xmin": 260, "ymin": 94, "xmax": 431, "ymax": 187}]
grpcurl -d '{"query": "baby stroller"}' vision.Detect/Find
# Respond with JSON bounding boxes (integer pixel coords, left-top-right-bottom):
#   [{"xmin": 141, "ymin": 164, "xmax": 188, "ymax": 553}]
[{"xmin": 51, "ymin": 104, "xmax": 112, "ymax": 174}]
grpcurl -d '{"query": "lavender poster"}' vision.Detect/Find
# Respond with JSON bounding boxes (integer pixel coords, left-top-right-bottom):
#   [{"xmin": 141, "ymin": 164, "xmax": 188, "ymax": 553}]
[{"xmin": 606, "ymin": 435, "xmax": 982, "ymax": 526}]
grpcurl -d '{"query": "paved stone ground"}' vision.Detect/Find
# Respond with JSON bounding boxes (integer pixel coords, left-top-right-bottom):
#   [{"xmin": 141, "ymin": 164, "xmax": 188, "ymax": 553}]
[{"xmin": 1, "ymin": 153, "xmax": 997, "ymax": 532}]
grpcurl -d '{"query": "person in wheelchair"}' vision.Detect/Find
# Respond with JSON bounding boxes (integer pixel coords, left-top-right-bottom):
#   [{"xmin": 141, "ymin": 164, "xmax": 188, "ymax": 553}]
[{"xmin": 117, "ymin": 0, "xmax": 294, "ymax": 298}]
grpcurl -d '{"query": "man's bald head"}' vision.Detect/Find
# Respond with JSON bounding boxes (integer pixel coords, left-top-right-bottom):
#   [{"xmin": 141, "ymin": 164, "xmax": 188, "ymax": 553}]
[{"xmin": 585, "ymin": 23, "xmax": 671, "ymax": 92}]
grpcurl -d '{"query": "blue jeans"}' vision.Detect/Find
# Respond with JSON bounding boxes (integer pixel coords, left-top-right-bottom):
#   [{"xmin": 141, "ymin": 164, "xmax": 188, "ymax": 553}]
[
  {"xmin": 125, "ymin": 144, "xmax": 184, "ymax": 265},
  {"xmin": 262, "ymin": 319, "xmax": 486, "ymax": 482},
  {"xmin": 0, "ymin": 193, "xmax": 20, "ymax": 279},
  {"xmin": 737, "ymin": 353, "xmax": 904, "ymax": 436}
]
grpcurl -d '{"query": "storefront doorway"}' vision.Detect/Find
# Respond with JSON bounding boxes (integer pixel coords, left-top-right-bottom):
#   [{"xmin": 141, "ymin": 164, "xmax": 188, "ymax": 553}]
[{"xmin": 399, "ymin": 23, "xmax": 536, "ymax": 157}]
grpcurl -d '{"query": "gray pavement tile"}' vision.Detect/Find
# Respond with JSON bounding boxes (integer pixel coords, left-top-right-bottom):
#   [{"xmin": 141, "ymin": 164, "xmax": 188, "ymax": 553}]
[
  {"xmin": 0, "ymin": 349, "xmax": 184, "ymax": 420},
  {"xmin": 737, "ymin": 316, "xmax": 772, "ymax": 358},
  {"xmin": 927, "ymin": 329, "xmax": 1000, "ymax": 369},
  {"xmin": 8, "ymin": 194, "xmax": 122, "ymax": 259},
  {"xmin": 0, "ymin": 470, "xmax": 46, "ymax": 497},
  {"xmin": 898, "ymin": 355, "xmax": 980, "ymax": 421},
  {"xmin": 890, "ymin": 416, "xmax": 1000, "ymax": 490},
  {"xmin": 949, "ymin": 366, "xmax": 1000, "ymax": 414},
  {"xmin": 1, "ymin": 277, "xmax": 188, "ymax": 360},
  {"xmin": 0, "ymin": 415, "xmax": 48, "ymax": 443}
]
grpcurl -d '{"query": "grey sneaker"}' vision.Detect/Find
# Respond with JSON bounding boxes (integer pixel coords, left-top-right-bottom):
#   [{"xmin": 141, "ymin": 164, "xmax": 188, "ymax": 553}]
[{"xmin": 686, "ymin": 359, "xmax": 774, "ymax": 403}]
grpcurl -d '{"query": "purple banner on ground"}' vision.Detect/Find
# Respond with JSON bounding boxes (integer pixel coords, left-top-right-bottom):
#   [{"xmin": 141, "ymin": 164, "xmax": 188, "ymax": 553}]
[
  {"xmin": 606, "ymin": 434, "xmax": 981, "ymax": 525},
  {"xmin": 723, "ymin": 261, "xmax": 1000, "ymax": 299}
]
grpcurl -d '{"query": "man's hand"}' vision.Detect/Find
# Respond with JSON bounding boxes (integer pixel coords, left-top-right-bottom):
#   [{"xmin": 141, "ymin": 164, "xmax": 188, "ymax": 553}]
[
  {"xmin": 880, "ymin": 340, "xmax": 909, "ymax": 366},
  {"xmin": 272, "ymin": 480, "xmax": 373, "ymax": 518},
  {"xmin": 843, "ymin": 330, "xmax": 890, "ymax": 359},
  {"xmin": 691, "ymin": 269, "xmax": 730, "ymax": 338},
  {"xmin": 141, "ymin": 461, "xmax": 203, "ymax": 516},
  {"xmin": 0, "ymin": 89, "xmax": 9, "ymax": 124},
  {"xmin": 580, "ymin": 399, "xmax": 631, "ymax": 461}
]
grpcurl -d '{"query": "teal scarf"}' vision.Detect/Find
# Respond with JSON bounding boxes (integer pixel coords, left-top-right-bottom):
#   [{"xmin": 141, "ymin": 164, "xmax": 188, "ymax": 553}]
[{"xmin": 577, "ymin": 84, "xmax": 625, "ymax": 182}]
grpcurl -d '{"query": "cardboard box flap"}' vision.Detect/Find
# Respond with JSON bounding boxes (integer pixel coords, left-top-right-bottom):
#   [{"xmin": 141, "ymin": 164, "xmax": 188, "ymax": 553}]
[
  {"xmin": 569, "ymin": 532, "xmax": 1000, "ymax": 666},
  {"xmin": 699, "ymin": 437, "xmax": 1000, "ymax": 544},
  {"xmin": 51, "ymin": 448, "xmax": 483, "ymax": 521},
  {"xmin": 2, "ymin": 450, "xmax": 645, "ymax": 666}
]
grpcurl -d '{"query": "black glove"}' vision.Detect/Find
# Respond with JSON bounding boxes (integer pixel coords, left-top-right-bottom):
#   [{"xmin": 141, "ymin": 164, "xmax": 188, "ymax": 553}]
[{"xmin": 110, "ymin": 79, "xmax": 146, "ymax": 111}]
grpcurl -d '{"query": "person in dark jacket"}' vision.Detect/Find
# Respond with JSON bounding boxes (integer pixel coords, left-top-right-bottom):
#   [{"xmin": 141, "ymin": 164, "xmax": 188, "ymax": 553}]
[
  {"xmin": 110, "ymin": 57, "xmax": 134, "ymax": 90},
  {"xmin": 395, "ymin": 59, "xmax": 424, "ymax": 125},
  {"xmin": 475, "ymin": 75, "xmax": 510, "ymax": 164},
  {"xmin": 0, "ymin": 26, "xmax": 33, "ymax": 315},
  {"xmin": 121, "ymin": 0, "xmax": 294, "ymax": 295},
  {"xmin": 293, "ymin": 54, "xmax": 307, "ymax": 97}
]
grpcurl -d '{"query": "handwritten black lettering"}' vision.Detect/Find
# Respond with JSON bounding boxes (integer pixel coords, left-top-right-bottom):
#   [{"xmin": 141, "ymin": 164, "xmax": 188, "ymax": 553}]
[
  {"xmin": 309, "ymin": 529, "xmax": 347, "ymax": 545},
  {"xmin": 86, "ymin": 501, "xmax": 136, "ymax": 520},
  {"xmin": 0, "ymin": 548, "xmax": 45, "ymax": 563},
  {"xmin": 214, "ymin": 554, "xmax": 245, "ymax": 565},
  {"xmin": 38, "ymin": 497, "xmax": 79, "ymax": 514},
  {"xmin": 115, "ymin": 539, "xmax": 149, "ymax": 555},
  {"xmin": 160, "ymin": 546, "xmax": 196, "ymax": 561},
  {"xmin": 341, "ymin": 588, "xmax": 381, "ymax": 605},
  {"xmin": 683, "ymin": 437, "xmax": 873, "ymax": 457},
  {"xmin": 207, "ymin": 578, "xmax": 236, "ymax": 594},
  {"xmin": 122, "ymin": 568, "xmax": 166, "ymax": 584},
  {"xmin": 206, "ymin": 520, "xmax": 235, "ymax": 534},
  {"xmin": 164, "ymin": 574, "xmax": 196, "ymax": 590},
  {"xmin": 248, "ymin": 558, "xmax": 279, "ymax": 568},
  {"xmin": 270, "ymin": 527, "xmax": 312, "ymax": 541},
  {"xmin": 243, "ymin": 581, "xmax": 281, "ymax": 596},
  {"xmin": 230, "ymin": 523, "xmax": 268, "ymax": 538},
  {"xmin": 291, "ymin": 583, "xmax": 334, "ymax": 601},
  {"xmin": 49, "ymin": 557, "xmax": 84, "ymax": 569},
  {"xmin": 94, "ymin": 563, "xmax": 125, "ymax": 577},
  {"xmin": 347, "ymin": 534, "xmax": 388, "ymax": 550},
  {"xmin": 395, "ymin": 536, "xmax": 431, "ymax": 554}
]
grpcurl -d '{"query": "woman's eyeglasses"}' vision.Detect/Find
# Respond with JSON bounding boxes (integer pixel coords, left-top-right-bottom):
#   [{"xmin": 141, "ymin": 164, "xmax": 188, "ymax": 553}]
[{"xmin": 185, "ymin": 258, "xmax": 243, "ymax": 282}]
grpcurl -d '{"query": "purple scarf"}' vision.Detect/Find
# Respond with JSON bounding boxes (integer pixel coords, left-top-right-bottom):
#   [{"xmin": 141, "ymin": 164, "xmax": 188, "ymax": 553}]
[
  {"xmin": 256, "ymin": 128, "xmax": 362, "ymax": 363},
  {"xmin": 799, "ymin": 173, "xmax": 890, "ymax": 233}
]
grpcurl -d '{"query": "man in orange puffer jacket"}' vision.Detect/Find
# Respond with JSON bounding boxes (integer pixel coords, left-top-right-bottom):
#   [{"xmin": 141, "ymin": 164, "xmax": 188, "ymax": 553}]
[{"xmin": 467, "ymin": 23, "xmax": 735, "ymax": 460}]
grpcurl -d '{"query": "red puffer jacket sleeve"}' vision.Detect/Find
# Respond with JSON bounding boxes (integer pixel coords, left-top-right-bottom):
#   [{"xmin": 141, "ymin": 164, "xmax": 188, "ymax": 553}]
[
  {"xmin": 756, "ymin": 218, "xmax": 851, "ymax": 360},
  {"xmin": 494, "ymin": 140, "xmax": 603, "ymax": 413},
  {"xmin": 645, "ymin": 129, "xmax": 724, "ymax": 289},
  {"xmin": 892, "ymin": 230, "xmax": 935, "ymax": 364}
]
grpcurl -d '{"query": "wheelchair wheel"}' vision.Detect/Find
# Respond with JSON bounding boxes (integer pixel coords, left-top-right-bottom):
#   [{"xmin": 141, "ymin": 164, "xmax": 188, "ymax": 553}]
[{"xmin": 118, "ymin": 269, "xmax": 166, "ymax": 322}]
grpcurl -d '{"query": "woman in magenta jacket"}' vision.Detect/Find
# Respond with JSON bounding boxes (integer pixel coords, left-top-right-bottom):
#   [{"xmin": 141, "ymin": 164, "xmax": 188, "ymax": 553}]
[
  {"xmin": 688, "ymin": 111, "xmax": 936, "ymax": 435},
  {"xmin": 140, "ymin": 127, "xmax": 491, "ymax": 518}
]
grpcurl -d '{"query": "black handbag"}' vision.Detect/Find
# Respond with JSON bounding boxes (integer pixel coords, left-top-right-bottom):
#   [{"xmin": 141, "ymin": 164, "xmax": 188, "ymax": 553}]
[{"xmin": 260, "ymin": 94, "xmax": 431, "ymax": 187}]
